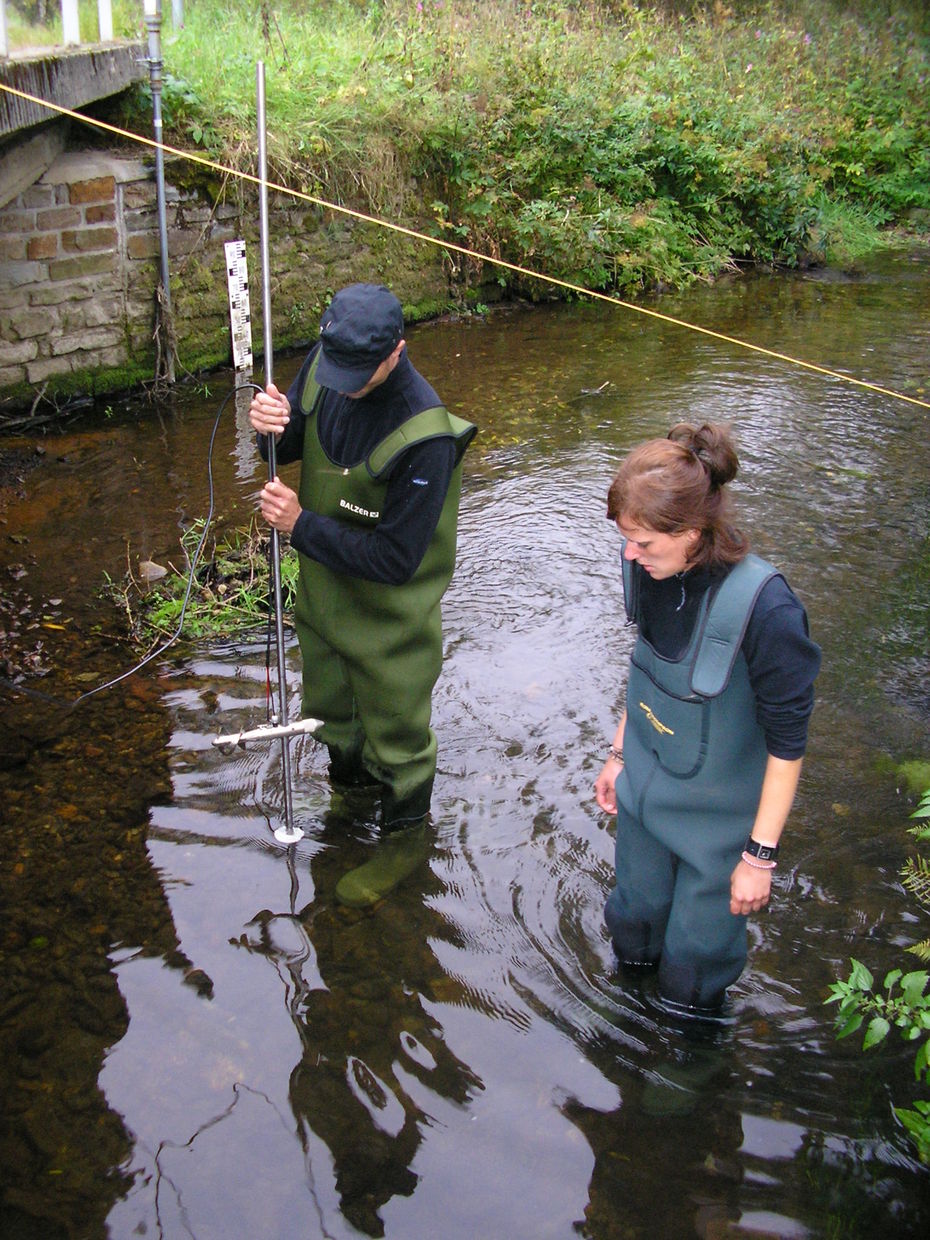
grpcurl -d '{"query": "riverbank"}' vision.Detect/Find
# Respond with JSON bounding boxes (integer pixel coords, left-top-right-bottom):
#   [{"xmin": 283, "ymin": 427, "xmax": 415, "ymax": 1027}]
[
  {"xmin": 1, "ymin": 1, "xmax": 928, "ymax": 418},
  {"xmin": 133, "ymin": 0, "xmax": 930, "ymax": 286}
]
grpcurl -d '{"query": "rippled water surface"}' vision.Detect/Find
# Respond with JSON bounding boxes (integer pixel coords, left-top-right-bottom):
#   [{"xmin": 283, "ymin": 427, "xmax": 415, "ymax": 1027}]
[{"xmin": 2, "ymin": 248, "xmax": 929, "ymax": 1239}]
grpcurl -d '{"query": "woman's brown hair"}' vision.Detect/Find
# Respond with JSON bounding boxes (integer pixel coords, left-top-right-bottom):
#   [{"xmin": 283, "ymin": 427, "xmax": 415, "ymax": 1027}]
[{"xmin": 606, "ymin": 422, "xmax": 749, "ymax": 569}]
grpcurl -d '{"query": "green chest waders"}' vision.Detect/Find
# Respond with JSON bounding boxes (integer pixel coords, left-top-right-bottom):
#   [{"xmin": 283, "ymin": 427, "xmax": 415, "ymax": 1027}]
[
  {"xmin": 293, "ymin": 355, "xmax": 476, "ymax": 825},
  {"xmin": 604, "ymin": 553, "xmax": 780, "ymax": 1012}
]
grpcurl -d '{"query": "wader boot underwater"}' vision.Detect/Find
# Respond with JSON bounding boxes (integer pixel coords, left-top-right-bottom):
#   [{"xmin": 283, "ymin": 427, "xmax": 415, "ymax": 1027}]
[
  {"xmin": 326, "ymin": 744, "xmax": 383, "ymax": 822},
  {"xmin": 639, "ymin": 1039, "xmax": 729, "ymax": 1116},
  {"xmin": 605, "ymin": 552, "xmax": 780, "ymax": 1015},
  {"xmin": 334, "ymin": 822, "xmax": 432, "ymax": 908},
  {"xmin": 334, "ymin": 780, "xmax": 433, "ymax": 908}
]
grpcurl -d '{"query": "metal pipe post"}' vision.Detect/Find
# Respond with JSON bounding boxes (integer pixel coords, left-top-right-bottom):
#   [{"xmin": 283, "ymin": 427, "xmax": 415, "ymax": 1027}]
[
  {"xmin": 257, "ymin": 60, "xmax": 301, "ymax": 844},
  {"xmin": 144, "ymin": 0, "xmax": 175, "ymax": 383}
]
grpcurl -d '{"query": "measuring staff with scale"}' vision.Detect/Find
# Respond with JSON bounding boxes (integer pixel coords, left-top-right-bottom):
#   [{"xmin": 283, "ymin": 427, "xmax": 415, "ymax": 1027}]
[{"xmin": 214, "ymin": 67, "xmax": 324, "ymax": 848}]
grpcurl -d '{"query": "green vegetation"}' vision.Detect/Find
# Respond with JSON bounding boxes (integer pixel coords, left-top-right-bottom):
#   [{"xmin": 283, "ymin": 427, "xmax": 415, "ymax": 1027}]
[
  {"xmin": 9, "ymin": 2, "xmax": 930, "ymax": 295},
  {"xmin": 827, "ymin": 786, "xmax": 930, "ymax": 1165},
  {"xmin": 104, "ymin": 518, "xmax": 298, "ymax": 646},
  {"xmin": 106, "ymin": 0, "xmax": 930, "ymax": 297}
]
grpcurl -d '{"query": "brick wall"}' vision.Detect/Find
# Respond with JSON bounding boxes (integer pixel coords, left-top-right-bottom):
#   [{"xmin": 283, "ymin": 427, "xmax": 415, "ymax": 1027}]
[
  {"xmin": 0, "ymin": 147, "xmax": 464, "ymax": 413},
  {"xmin": 0, "ymin": 152, "xmax": 156, "ymax": 400}
]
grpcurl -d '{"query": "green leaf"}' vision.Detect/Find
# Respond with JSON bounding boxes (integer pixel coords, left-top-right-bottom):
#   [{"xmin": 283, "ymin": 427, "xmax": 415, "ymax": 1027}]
[
  {"xmin": 863, "ymin": 1016, "xmax": 891, "ymax": 1050},
  {"xmin": 900, "ymin": 972, "xmax": 930, "ymax": 1005},
  {"xmin": 894, "ymin": 1103, "xmax": 930, "ymax": 1164},
  {"xmin": 914, "ymin": 1039, "xmax": 930, "ymax": 1081},
  {"xmin": 848, "ymin": 959, "xmax": 875, "ymax": 991},
  {"xmin": 836, "ymin": 1012, "xmax": 864, "ymax": 1039},
  {"xmin": 828, "ymin": 977, "xmax": 858, "ymax": 1006},
  {"xmin": 824, "ymin": 981, "xmax": 850, "ymax": 1005}
]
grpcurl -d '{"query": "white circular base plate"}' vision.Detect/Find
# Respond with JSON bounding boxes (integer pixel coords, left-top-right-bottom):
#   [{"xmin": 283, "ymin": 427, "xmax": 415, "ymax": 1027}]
[{"xmin": 273, "ymin": 824, "xmax": 304, "ymax": 844}]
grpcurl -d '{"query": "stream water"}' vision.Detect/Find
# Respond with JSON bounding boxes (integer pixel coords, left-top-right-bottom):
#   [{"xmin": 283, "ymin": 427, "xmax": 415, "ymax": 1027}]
[{"xmin": 1, "ymin": 246, "xmax": 929, "ymax": 1240}]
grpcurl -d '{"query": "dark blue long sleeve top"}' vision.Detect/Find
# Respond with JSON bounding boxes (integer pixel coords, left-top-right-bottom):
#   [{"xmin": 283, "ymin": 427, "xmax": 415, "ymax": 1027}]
[{"xmin": 259, "ymin": 345, "xmax": 456, "ymax": 585}]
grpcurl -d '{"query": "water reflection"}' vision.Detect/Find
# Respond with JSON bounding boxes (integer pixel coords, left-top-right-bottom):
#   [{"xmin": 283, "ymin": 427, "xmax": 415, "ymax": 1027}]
[
  {"xmin": 1, "ymin": 248, "xmax": 929, "ymax": 1238},
  {"xmin": 0, "ymin": 663, "xmax": 192, "ymax": 1237},
  {"xmin": 268, "ymin": 835, "xmax": 483, "ymax": 1237}
]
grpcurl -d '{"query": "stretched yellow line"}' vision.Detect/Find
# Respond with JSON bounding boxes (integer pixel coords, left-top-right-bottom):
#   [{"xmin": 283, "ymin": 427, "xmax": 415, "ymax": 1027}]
[{"xmin": 3, "ymin": 79, "xmax": 928, "ymax": 411}]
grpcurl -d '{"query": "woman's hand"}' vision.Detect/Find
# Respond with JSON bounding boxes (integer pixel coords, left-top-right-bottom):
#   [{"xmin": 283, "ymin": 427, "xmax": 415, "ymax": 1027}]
[
  {"xmin": 594, "ymin": 757, "xmax": 622, "ymax": 815},
  {"xmin": 729, "ymin": 859, "xmax": 773, "ymax": 915},
  {"xmin": 249, "ymin": 383, "xmax": 290, "ymax": 437},
  {"xmin": 729, "ymin": 755, "xmax": 800, "ymax": 915}
]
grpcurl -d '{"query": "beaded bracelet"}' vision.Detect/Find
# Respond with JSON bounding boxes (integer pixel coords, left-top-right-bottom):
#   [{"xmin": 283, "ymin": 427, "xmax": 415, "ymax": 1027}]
[
  {"xmin": 741, "ymin": 851, "xmax": 777, "ymax": 871},
  {"xmin": 607, "ymin": 745, "xmax": 624, "ymax": 763}
]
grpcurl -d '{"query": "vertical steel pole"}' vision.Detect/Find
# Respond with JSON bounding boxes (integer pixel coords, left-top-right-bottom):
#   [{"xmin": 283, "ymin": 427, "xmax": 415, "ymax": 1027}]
[
  {"xmin": 257, "ymin": 61, "xmax": 301, "ymax": 845},
  {"xmin": 144, "ymin": 0, "xmax": 175, "ymax": 383}
]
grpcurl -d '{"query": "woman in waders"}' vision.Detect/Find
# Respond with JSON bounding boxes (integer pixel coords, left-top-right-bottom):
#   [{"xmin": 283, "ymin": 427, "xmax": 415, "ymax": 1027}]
[{"xmin": 594, "ymin": 423, "xmax": 820, "ymax": 1017}]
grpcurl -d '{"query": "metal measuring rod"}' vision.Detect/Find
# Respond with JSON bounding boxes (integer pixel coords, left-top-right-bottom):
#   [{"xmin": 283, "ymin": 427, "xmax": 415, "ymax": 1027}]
[{"xmin": 213, "ymin": 62, "xmax": 321, "ymax": 845}]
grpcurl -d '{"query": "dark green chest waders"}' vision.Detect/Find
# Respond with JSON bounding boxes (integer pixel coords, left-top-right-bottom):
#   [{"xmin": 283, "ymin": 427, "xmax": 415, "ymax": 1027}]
[
  {"xmin": 604, "ymin": 552, "xmax": 780, "ymax": 1014},
  {"xmin": 293, "ymin": 354, "xmax": 476, "ymax": 827}
]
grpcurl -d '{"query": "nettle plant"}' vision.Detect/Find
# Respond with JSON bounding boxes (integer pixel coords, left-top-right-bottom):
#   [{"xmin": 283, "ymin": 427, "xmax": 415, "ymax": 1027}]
[{"xmin": 827, "ymin": 787, "xmax": 930, "ymax": 1164}]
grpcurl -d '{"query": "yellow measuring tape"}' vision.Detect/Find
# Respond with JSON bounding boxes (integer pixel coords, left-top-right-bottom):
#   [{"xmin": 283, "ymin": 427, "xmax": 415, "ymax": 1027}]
[{"xmin": 2, "ymin": 79, "xmax": 928, "ymax": 412}]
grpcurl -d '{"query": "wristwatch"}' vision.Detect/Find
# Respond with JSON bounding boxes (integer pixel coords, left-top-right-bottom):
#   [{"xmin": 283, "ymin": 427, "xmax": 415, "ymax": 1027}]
[{"xmin": 744, "ymin": 836, "xmax": 780, "ymax": 863}]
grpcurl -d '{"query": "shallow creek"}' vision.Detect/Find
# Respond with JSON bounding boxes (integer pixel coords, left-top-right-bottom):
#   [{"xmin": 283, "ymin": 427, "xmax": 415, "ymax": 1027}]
[{"xmin": 1, "ymin": 247, "xmax": 929, "ymax": 1239}]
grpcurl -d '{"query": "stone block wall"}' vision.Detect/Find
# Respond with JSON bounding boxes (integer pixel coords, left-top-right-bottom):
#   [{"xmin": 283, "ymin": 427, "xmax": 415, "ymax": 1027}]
[
  {"xmin": 1, "ymin": 151, "xmax": 158, "ymax": 401},
  {"xmin": 0, "ymin": 145, "xmax": 468, "ymax": 414}
]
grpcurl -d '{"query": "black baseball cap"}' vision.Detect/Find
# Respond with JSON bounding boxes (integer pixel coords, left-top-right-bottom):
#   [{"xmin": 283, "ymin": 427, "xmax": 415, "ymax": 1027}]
[{"xmin": 316, "ymin": 283, "xmax": 404, "ymax": 393}]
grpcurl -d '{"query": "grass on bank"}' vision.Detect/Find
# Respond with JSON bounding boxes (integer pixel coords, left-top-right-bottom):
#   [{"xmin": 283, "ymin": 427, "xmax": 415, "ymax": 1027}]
[
  {"xmin": 101, "ymin": 0, "xmax": 930, "ymax": 296},
  {"xmin": 11, "ymin": 2, "xmax": 929, "ymax": 292},
  {"xmin": 104, "ymin": 519, "xmax": 298, "ymax": 646}
]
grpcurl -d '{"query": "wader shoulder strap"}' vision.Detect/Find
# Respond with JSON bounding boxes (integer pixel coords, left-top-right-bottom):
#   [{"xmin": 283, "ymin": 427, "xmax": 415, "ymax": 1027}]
[
  {"xmin": 366, "ymin": 407, "xmax": 477, "ymax": 479},
  {"xmin": 620, "ymin": 540, "xmax": 639, "ymax": 624},
  {"xmin": 297, "ymin": 350, "xmax": 324, "ymax": 415},
  {"xmin": 691, "ymin": 554, "xmax": 780, "ymax": 697}
]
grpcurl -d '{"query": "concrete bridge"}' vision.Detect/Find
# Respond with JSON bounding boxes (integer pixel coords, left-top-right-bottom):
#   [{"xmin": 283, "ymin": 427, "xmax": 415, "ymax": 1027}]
[
  {"xmin": 0, "ymin": 0, "xmax": 151, "ymax": 201},
  {"xmin": 0, "ymin": 38, "xmax": 146, "ymax": 209},
  {"xmin": 0, "ymin": 4, "xmax": 169, "ymax": 410}
]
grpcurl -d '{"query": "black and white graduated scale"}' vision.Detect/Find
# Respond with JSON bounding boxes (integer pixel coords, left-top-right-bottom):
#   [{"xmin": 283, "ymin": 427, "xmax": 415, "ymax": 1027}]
[{"xmin": 225, "ymin": 239, "xmax": 253, "ymax": 374}]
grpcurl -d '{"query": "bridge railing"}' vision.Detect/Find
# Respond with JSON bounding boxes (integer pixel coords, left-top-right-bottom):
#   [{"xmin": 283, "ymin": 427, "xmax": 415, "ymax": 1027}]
[{"xmin": 0, "ymin": 1, "xmax": 183, "ymax": 58}]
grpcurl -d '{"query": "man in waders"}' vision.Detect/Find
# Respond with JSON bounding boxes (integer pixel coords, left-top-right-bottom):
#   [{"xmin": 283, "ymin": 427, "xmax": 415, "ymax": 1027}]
[{"xmin": 249, "ymin": 284, "xmax": 476, "ymax": 906}]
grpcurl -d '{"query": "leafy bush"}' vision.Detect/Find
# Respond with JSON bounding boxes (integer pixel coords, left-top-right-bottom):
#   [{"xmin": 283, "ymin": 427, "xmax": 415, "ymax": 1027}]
[
  {"xmin": 826, "ymin": 787, "xmax": 930, "ymax": 1165},
  {"xmin": 113, "ymin": 2, "xmax": 930, "ymax": 291}
]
